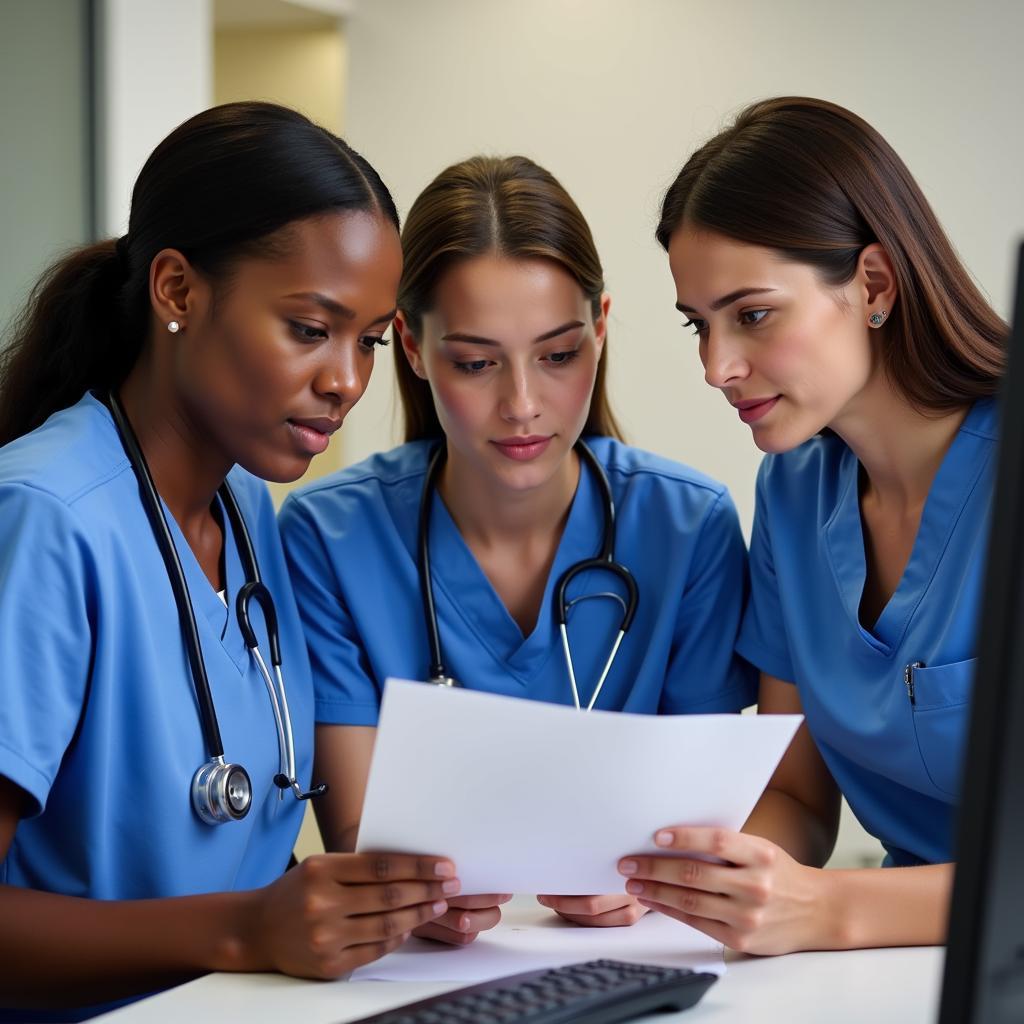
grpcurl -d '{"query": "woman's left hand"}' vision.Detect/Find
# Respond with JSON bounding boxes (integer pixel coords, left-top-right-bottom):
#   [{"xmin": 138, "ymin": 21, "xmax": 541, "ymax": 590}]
[
  {"xmin": 536, "ymin": 893, "xmax": 649, "ymax": 927},
  {"xmin": 618, "ymin": 826, "xmax": 828, "ymax": 955}
]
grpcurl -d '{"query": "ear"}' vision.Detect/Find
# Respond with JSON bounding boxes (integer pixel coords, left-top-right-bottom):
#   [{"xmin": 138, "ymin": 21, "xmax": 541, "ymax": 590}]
[
  {"xmin": 394, "ymin": 311, "xmax": 428, "ymax": 380},
  {"xmin": 857, "ymin": 243, "xmax": 898, "ymax": 325},
  {"xmin": 149, "ymin": 248, "xmax": 201, "ymax": 330},
  {"xmin": 593, "ymin": 292, "xmax": 611, "ymax": 360}
]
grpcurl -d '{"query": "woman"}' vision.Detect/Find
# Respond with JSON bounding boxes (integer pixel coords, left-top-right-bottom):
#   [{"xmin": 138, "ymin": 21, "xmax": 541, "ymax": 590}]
[
  {"xmin": 619, "ymin": 96, "xmax": 1005, "ymax": 953},
  {"xmin": 279, "ymin": 154, "xmax": 756, "ymax": 945},
  {"xmin": 0, "ymin": 103, "xmax": 458, "ymax": 1020}
]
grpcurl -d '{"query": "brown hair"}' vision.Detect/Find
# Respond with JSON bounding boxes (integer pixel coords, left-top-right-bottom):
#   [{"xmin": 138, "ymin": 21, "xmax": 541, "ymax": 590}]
[
  {"xmin": 396, "ymin": 154, "xmax": 623, "ymax": 442},
  {"xmin": 656, "ymin": 97, "xmax": 1006, "ymax": 410}
]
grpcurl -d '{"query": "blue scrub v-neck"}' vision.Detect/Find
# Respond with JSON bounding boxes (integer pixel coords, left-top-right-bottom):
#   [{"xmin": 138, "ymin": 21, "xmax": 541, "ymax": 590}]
[
  {"xmin": 426, "ymin": 456, "xmax": 602, "ymax": 682},
  {"xmin": 281, "ymin": 437, "xmax": 757, "ymax": 725},
  {"xmin": 824, "ymin": 403, "xmax": 991, "ymax": 656},
  {"xmin": 738, "ymin": 398, "xmax": 998, "ymax": 865}
]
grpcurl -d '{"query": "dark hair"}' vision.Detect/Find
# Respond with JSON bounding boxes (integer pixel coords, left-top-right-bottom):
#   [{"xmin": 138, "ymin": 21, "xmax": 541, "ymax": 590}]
[
  {"xmin": 656, "ymin": 96, "xmax": 1006, "ymax": 410},
  {"xmin": 395, "ymin": 154, "xmax": 623, "ymax": 442},
  {"xmin": 0, "ymin": 101, "xmax": 399, "ymax": 445}
]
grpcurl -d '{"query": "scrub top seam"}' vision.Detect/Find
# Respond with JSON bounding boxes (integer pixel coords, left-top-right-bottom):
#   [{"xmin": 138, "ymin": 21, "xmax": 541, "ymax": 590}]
[
  {"xmin": 0, "ymin": 739, "xmax": 52, "ymax": 815},
  {"xmin": 288, "ymin": 464, "xmax": 428, "ymax": 503},
  {"xmin": 601, "ymin": 463, "xmax": 727, "ymax": 498},
  {"xmin": 0, "ymin": 463, "xmax": 130, "ymax": 512}
]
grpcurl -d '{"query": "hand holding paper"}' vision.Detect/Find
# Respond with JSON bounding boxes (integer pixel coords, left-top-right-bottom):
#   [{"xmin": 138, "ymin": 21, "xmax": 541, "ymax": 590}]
[{"xmin": 357, "ymin": 680, "xmax": 801, "ymax": 895}]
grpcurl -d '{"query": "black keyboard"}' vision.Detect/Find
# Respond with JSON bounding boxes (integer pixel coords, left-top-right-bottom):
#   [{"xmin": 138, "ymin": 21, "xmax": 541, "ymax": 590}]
[{"xmin": 345, "ymin": 958, "xmax": 717, "ymax": 1023}]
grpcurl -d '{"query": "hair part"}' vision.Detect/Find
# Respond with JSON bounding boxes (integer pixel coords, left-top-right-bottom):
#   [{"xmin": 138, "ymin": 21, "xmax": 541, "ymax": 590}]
[
  {"xmin": 395, "ymin": 154, "xmax": 623, "ymax": 443},
  {"xmin": 0, "ymin": 101, "xmax": 399, "ymax": 446},
  {"xmin": 656, "ymin": 96, "xmax": 1006, "ymax": 410}
]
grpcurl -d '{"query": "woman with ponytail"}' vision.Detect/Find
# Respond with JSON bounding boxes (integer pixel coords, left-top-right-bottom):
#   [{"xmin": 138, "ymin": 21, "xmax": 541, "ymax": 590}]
[{"xmin": 0, "ymin": 103, "xmax": 458, "ymax": 1019}]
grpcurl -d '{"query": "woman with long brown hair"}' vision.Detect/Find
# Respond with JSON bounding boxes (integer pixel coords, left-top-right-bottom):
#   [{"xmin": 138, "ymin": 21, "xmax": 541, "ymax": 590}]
[
  {"xmin": 620, "ymin": 97, "xmax": 1005, "ymax": 953},
  {"xmin": 280, "ymin": 155, "xmax": 755, "ymax": 944}
]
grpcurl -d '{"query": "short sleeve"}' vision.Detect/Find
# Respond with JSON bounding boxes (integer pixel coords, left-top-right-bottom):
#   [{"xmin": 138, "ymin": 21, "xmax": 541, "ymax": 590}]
[
  {"xmin": 0, "ymin": 486, "xmax": 95, "ymax": 815},
  {"xmin": 279, "ymin": 495, "xmax": 384, "ymax": 726},
  {"xmin": 735, "ymin": 462, "xmax": 797, "ymax": 683},
  {"xmin": 660, "ymin": 489, "xmax": 758, "ymax": 713}
]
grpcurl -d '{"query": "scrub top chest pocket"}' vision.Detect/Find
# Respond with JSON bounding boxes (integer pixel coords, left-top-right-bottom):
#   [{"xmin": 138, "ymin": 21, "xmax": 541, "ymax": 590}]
[{"xmin": 906, "ymin": 657, "xmax": 977, "ymax": 798}]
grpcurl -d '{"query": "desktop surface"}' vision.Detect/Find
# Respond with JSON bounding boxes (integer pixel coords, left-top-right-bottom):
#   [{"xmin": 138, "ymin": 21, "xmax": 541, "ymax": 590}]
[{"xmin": 94, "ymin": 904, "xmax": 944, "ymax": 1024}]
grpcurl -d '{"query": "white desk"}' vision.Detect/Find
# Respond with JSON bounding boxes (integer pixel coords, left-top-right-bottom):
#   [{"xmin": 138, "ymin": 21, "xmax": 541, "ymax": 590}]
[{"xmin": 96, "ymin": 939, "xmax": 944, "ymax": 1022}]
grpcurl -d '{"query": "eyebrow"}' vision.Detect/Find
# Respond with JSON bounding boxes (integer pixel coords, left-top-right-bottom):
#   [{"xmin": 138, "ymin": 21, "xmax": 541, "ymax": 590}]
[
  {"xmin": 285, "ymin": 292, "xmax": 397, "ymax": 324},
  {"xmin": 675, "ymin": 288, "xmax": 777, "ymax": 314},
  {"xmin": 441, "ymin": 320, "xmax": 585, "ymax": 346}
]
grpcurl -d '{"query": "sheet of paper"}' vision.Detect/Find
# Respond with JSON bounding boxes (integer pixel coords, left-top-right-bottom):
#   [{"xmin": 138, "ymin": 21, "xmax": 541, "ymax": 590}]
[
  {"xmin": 356, "ymin": 679, "xmax": 801, "ymax": 894},
  {"xmin": 352, "ymin": 895, "xmax": 724, "ymax": 983}
]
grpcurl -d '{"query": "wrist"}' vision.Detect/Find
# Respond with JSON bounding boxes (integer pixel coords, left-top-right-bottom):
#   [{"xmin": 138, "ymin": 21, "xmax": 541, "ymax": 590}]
[
  {"xmin": 815, "ymin": 868, "xmax": 858, "ymax": 950},
  {"xmin": 212, "ymin": 889, "xmax": 265, "ymax": 973}
]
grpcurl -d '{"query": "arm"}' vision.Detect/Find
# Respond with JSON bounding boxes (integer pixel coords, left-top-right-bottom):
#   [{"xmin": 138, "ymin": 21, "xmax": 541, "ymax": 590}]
[
  {"xmin": 616, "ymin": 675, "xmax": 950, "ymax": 952},
  {"xmin": 0, "ymin": 776, "xmax": 456, "ymax": 1009},
  {"xmin": 742, "ymin": 673, "xmax": 841, "ymax": 865}
]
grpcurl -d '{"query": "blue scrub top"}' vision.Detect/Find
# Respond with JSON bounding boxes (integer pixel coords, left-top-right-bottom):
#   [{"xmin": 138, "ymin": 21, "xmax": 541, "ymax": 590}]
[
  {"xmin": 279, "ymin": 437, "xmax": 755, "ymax": 725},
  {"xmin": 737, "ymin": 399, "xmax": 996, "ymax": 866},
  {"xmin": 0, "ymin": 395, "xmax": 313, "ymax": 906}
]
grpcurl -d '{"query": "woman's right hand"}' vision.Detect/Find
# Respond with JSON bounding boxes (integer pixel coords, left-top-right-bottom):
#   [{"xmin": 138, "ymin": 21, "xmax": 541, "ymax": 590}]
[{"xmin": 245, "ymin": 852, "xmax": 459, "ymax": 978}]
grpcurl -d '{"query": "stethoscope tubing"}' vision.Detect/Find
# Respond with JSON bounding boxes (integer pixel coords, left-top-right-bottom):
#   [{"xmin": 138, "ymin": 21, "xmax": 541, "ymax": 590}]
[{"xmin": 419, "ymin": 438, "xmax": 639, "ymax": 706}]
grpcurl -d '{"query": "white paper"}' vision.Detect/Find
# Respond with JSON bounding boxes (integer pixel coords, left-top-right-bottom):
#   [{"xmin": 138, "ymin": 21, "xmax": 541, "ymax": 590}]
[
  {"xmin": 352, "ymin": 895, "xmax": 724, "ymax": 983},
  {"xmin": 356, "ymin": 679, "xmax": 801, "ymax": 894}
]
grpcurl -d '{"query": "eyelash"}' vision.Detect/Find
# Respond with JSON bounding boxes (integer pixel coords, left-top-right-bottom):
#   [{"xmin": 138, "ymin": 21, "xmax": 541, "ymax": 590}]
[
  {"xmin": 452, "ymin": 349, "xmax": 581, "ymax": 376},
  {"xmin": 681, "ymin": 310, "xmax": 770, "ymax": 336},
  {"xmin": 288, "ymin": 321, "xmax": 390, "ymax": 351}
]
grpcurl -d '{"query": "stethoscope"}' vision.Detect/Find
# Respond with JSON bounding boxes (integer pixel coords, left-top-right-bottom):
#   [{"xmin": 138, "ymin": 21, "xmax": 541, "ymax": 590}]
[
  {"xmin": 107, "ymin": 392, "xmax": 326, "ymax": 826},
  {"xmin": 418, "ymin": 440, "xmax": 639, "ymax": 710}
]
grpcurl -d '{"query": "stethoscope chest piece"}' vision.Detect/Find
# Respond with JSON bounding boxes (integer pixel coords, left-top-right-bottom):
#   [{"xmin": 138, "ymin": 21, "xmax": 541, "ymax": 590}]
[{"xmin": 191, "ymin": 757, "xmax": 253, "ymax": 825}]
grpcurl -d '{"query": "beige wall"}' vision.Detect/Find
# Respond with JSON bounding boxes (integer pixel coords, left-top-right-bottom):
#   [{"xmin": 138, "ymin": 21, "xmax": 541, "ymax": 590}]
[
  {"xmin": 214, "ymin": 24, "xmax": 346, "ymax": 137},
  {"xmin": 336, "ymin": 0, "xmax": 1024, "ymax": 868},
  {"xmin": 214, "ymin": 21, "xmax": 348, "ymax": 507},
  {"xmin": 339, "ymin": 0, "xmax": 1024, "ymax": 542}
]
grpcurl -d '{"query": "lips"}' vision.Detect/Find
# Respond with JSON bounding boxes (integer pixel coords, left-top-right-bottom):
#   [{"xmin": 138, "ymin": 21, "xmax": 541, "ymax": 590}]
[
  {"xmin": 287, "ymin": 416, "xmax": 342, "ymax": 456},
  {"xmin": 732, "ymin": 396, "xmax": 780, "ymax": 425},
  {"xmin": 491, "ymin": 435, "xmax": 553, "ymax": 461}
]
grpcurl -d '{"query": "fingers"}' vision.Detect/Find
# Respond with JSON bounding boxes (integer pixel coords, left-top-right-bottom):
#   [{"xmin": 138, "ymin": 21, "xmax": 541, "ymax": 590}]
[
  {"xmin": 447, "ymin": 893, "xmax": 512, "ymax": 910},
  {"xmin": 317, "ymin": 852, "xmax": 456, "ymax": 884},
  {"xmin": 636, "ymin": 899, "xmax": 740, "ymax": 948},
  {"xmin": 345, "ymin": 898, "xmax": 451, "ymax": 945},
  {"xmin": 537, "ymin": 894, "xmax": 633, "ymax": 916},
  {"xmin": 413, "ymin": 903, "xmax": 505, "ymax": 945},
  {"xmin": 626, "ymin": 878, "xmax": 734, "ymax": 925},
  {"xmin": 537, "ymin": 894, "xmax": 649, "ymax": 928},
  {"xmin": 646, "ymin": 827, "xmax": 775, "ymax": 866},
  {"xmin": 619, "ymin": 854, "xmax": 742, "ymax": 897},
  {"xmin": 343, "ymin": 878, "xmax": 461, "ymax": 914}
]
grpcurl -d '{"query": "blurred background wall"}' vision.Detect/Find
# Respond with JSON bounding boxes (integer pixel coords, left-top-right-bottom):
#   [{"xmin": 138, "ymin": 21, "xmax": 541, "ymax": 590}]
[{"xmin": 3, "ymin": 0, "xmax": 1023, "ymax": 866}]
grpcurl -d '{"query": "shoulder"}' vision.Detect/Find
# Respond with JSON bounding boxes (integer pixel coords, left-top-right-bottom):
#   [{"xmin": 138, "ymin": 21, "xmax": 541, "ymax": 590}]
[
  {"xmin": 755, "ymin": 432, "xmax": 847, "ymax": 502},
  {"xmin": 961, "ymin": 396, "xmax": 998, "ymax": 442},
  {"xmin": 584, "ymin": 435, "xmax": 735, "ymax": 530},
  {"xmin": 0, "ymin": 393, "xmax": 132, "ymax": 509},
  {"xmin": 586, "ymin": 436, "xmax": 729, "ymax": 498},
  {"xmin": 279, "ymin": 440, "xmax": 434, "ymax": 535}
]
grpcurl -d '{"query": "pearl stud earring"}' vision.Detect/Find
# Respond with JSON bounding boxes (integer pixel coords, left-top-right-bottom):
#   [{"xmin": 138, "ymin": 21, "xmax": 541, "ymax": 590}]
[{"xmin": 167, "ymin": 320, "xmax": 181, "ymax": 333}]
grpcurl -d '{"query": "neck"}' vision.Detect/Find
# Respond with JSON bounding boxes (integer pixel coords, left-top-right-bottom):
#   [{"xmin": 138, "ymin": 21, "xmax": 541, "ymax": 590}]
[
  {"xmin": 439, "ymin": 443, "xmax": 581, "ymax": 549},
  {"xmin": 831, "ymin": 372, "xmax": 970, "ymax": 509},
  {"xmin": 117, "ymin": 349, "xmax": 232, "ymax": 532}
]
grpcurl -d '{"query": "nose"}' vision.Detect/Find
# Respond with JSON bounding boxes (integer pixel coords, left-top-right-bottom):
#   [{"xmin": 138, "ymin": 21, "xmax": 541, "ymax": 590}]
[
  {"xmin": 314, "ymin": 341, "xmax": 368, "ymax": 406},
  {"xmin": 702, "ymin": 331, "xmax": 749, "ymax": 390},
  {"xmin": 498, "ymin": 365, "xmax": 541, "ymax": 424}
]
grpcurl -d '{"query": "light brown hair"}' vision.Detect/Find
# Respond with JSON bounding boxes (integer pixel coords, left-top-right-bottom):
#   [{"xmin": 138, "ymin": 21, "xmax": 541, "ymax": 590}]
[
  {"xmin": 656, "ymin": 97, "xmax": 1006, "ymax": 409},
  {"xmin": 396, "ymin": 155, "xmax": 623, "ymax": 442}
]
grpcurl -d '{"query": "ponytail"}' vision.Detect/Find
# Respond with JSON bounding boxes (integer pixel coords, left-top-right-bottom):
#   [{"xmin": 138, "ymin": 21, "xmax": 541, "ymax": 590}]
[{"xmin": 0, "ymin": 238, "xmax": 143, "ymax": 445}]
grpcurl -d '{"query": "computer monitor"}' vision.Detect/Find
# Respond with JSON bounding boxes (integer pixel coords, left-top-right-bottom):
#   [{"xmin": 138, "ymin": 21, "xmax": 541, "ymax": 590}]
[{"xmin": 940, "ymin": 241, "xmax": 1024, "ymax": 1023}]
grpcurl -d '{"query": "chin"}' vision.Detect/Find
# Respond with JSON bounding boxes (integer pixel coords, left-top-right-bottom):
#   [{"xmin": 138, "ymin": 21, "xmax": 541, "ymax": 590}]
[{"xmin": 239, "ymin": 451, "xmax": 313, "ymax": 485}]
